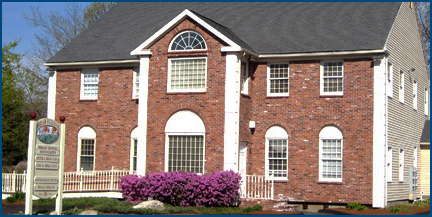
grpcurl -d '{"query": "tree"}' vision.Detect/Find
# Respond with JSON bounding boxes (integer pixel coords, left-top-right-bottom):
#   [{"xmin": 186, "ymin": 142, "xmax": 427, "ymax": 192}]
[
  {"xmin": 416, "ymin": 2, "xmax": 430, "ymax": 67},
  {"xmin": 2, "ymin": 42, "xmax": 29, "ymax": 165},
  {"xmin": 82, "ymin": 2, "xmax": 116, "ymax": 30}
]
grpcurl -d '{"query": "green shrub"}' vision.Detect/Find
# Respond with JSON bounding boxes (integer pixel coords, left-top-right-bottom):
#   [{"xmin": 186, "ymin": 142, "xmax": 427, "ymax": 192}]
[
  {"xmin": 11, "ymin": 191, "xmax": 25, "ymax": 201},
  {"xmin": 242, "ymin": 207, "xmax": 254, "ymax": 212},
  {"xmin": 252, "ymin": 204, "xmax": 263, "ymax": 211},
  {"xmin": 415, "ymin": 199, "xmax": 430, "ymax": 207},
  {"xmin": 5, "ymin": 196, "xmax": 17, "ymax": 203},
  {"xmin": 389, "ymin": 207, "xmax": 400, "ymax": 214},
  {"xmin": 347, "ymin": 202, "xmax": 367, "ymax": 211}
]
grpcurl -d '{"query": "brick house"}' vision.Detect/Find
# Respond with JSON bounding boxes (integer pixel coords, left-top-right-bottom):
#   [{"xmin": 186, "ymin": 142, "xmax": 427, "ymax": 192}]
[{"xmin": 45, "ymin": 2, "xmax": 429, "ymax": 208}]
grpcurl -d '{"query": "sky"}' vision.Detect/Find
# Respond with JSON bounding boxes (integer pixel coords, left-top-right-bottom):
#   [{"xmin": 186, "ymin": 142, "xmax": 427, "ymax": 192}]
[{"xmin": 2, "ymin": 2, "xmax": 91, "ymax": 56}]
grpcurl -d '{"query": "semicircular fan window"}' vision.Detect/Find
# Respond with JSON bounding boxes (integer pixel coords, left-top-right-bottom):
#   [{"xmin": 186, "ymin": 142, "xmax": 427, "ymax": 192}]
[{"xmin": 170, "ymin": 31, "xmax": 207, "ymax": 51}]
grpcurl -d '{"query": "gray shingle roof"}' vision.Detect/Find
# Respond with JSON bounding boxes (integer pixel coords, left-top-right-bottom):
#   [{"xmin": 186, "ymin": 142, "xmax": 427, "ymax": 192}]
[
  {"xmin": 420, "ymin": 120, "xmax": 430, "ymax": 143},
  {"xmin": 47, "ymin": 2, "xmax": 401, "ymax": 64}
]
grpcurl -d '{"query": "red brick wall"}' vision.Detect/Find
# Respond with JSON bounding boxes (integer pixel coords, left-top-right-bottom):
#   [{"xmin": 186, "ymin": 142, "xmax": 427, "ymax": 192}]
[
  {"xmin": 246, "ymin": 59, "xmax": 374, "ymax": 204},
  {"xmin": 144, "ymin": 18, "xmax": 228, "ymax": 174},
  {"xmin": 55, "ymin": 68, "xmax": 138, "ymax": 172}
]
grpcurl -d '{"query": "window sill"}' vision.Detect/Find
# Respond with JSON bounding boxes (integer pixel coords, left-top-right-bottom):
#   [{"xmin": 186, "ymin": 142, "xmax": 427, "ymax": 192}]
[
  {"xmin": 166, "ymin": 92, "xmax": 206, "ymax": 95},
  {"xmin": 79, "ymin": 99, "xmax": 98, "ymax": 102},
  {"xmin": 241, "ymin": 93, "xmax": 251, "ymax": 98},
  {"xmin": 319, "ymin": 95, "xmax": 343, "ymax": 98},
  {"xmin": 317, "ymin": 181, "xmax": 343, "ymax": 185},
  {"xmin": 266, "ymin": 95, "xmax": 289, "ymax": 99}
]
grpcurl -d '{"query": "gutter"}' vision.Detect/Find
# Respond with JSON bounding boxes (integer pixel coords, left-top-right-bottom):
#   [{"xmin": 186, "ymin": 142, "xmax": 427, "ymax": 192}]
[{"xmin": 44, "ymin": 59, "xmax": 140, "ymax": 67}]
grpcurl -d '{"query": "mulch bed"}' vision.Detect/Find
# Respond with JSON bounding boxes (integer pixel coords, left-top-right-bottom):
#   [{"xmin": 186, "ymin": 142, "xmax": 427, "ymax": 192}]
[{"xmin": 322, "ymin": 205, "xmax": 430, "ymax": 215}]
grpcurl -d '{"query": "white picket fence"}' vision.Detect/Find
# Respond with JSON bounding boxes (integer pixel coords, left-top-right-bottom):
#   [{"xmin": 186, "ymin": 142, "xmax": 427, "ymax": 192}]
[
  {"xmin": 240, "ymin": 175, "xmax": 274, "ymax": 200},
  {"xmin": 3, "ymin": 170, "xmax": 273, "ymax": 200},
  {"xmin": 2, "ymin": 168, "xmax": 132, "ymax": 193}
]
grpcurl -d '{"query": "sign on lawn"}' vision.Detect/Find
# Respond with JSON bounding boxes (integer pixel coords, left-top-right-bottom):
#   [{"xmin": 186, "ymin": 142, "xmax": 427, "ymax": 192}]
[{"xmin": 25, "ymin": 116, "xmax": 66, "ymax": 215}]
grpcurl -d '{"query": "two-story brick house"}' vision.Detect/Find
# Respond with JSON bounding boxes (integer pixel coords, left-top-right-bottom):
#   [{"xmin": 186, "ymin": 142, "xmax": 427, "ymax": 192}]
[{"xmin": 45, "ymin": 2, "xmax": 429, "ymax": 208}]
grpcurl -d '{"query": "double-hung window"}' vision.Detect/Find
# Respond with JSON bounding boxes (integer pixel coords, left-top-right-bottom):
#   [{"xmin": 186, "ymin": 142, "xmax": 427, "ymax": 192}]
[
  {"xmin": 413, "ymin": 80, "xmax": 418, "ymax": 110},
  {"xmin": 133, "ymin": 68, "xmax": 139, "ymax": 99},
  {"xmin": 130, "ymin": 127, "xmax": 138, "ymax": 172},
  {"xmin": 265, "ymin": 126, "xmax": 288, "ymax": 180},
  {"xmin": 321, "ymin": 61, "xmax": 343, "ymax": 96},
  {"xmin": 267, "ymin": 64, "xmax": 289, "ymax": 96},
  {"xmin": 387, "ymin": 62, "xmax": 394, "ymax": 98},
  {"xmin": 241, "ymin": 61, "xmax": 249, "ymax": 95},
  {"xmin": 77, "ymin": 127, "xmax": 96, "ymax": 171},
  {"xmin": 399, "ymin": 70, "xmax": 405, "ymax": 103},
  {"xmin": 168, "ymin": 31, "xmax": 207, "ymax": 93},
  {"xmin": 319, "ymin": 126, "xmax": 343, "ymax": 182},
  {"xmin": 80, "ymin": 69, "xmax": 99, "ymax": 100}
]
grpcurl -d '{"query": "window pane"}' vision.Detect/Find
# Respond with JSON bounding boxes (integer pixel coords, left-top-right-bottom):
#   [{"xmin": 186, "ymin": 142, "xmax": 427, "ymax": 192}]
[
  {"xmin": 171, "ymin": 31, "xmax": 206, "ymax": 51},
  {"xmin": 81, "ymin": 156, "xmax": 94, "ymax": 171},
  {"xmin": 269, "ymin": 64, "xmax": 289, "ymax": 94},
  {"xmin": 170, "ymin": 59, "xmax": 206, "ymax": 90},
  {"xmin": 268, "ymin": 139, "xmax": 288, "ymax": 178},
  {"xmin": 168, "ymin": 135, "xmax": 204, "ymax": 174},
  {"xmin": 322, "ymin": 62, "xmax": 343, "ymax": 94}
]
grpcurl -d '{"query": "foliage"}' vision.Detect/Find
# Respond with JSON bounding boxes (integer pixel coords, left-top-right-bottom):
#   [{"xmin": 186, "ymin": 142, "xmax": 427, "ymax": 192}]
[
  {"xmin": 389, "ymin": 207, "xmax": 400, "ymax": 214},
  {"xmin": 347, "ymin": 202, "xmax": 368, "ymax": 211},
  {"xmin": 2, "ymin": 42, "xmax": 29, "ymax": 165},
  {"xmin": 120, "ymin": 170, "xmax": 242, "ymax": 207},
  {"xmin": 34, "ymin": 197, "xmax": 116, "ymax": 207},
  {"xmin": 416, "ymin": 2, "xmax": 430, "ymax": 67},
  {"xmin": 11, "ymin": 191, "xmax": 25, "ymax": 201},
  {"xmin": 5, "ymin": 196, "xmax": 17, "ymax": 203},
  {"xmin": 415, "ymin": 199, "xmax": 430, "ymax": 207},
  {"xmin": 82, "ymin": 2, "xmax": 116, "ymax": 29}
]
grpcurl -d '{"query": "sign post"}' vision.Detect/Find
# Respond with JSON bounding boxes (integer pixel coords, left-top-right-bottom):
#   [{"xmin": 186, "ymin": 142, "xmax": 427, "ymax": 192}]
[{"xmin": 25, "ymin": 113, "xmax": 65, "ymax": 215}]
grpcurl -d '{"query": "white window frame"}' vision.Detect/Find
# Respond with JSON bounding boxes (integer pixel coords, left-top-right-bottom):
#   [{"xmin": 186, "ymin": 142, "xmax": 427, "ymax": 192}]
[
  {"xmin": 319, "ymin": 126, "xmax": 343, "ymax": 182},
  {"xmin": 413, "ymin": 80, "xmax": 418, "ymax": 110},
  {"xmin": 241, "ymin": 61, "xmax": 249, "ymax": 95},
  {"xmin": 399, "ymin": 148, "xmax": 404, "ymax": 182},
  {"xmin": 387, "ymin": 146, "xmax": 393, "ymax": 182},
  {"xmin": 167, "ymin": 57, "xmax": 207, "ymax": 93},
  {"xmin": 130, "ymin": 127, "xmax": 138, "ymax": 172},
  {"xmin": 132, "ymin": 68, "xmax": 139, "ymax": 99},
  {"xmin": 168, "ymin": 30, "xmax": 207, "ymax": 52},
  {"xmin": 164, "ymin": 110, "xmax": 206, "ymax": 174},
  {"xmin": 265, "ymin": 126, "xmax": 289, "ymax": 181},
  {"xmin": 320, "ymin": 61, "xmax": 344, "ymax": 96},
  {"xmin": 425, "ymin": 87, "xmax": 429, "ymax": 116},
  {"xmin": 387, "ymin": 62, "xmax": 394, "ymax": 98},
  {"xmin": 77, "ymin": 127, "xmax": 96, "ymax": 172},
  {"xmin": 80, "ymin": 69, "xmax": 99, "ymax": 100},
  {"xmin": 267, "ymin": 63, "xmax": 290, "ymax": 97},
  {"xmin": 399, "ymin": 70, "xmax": 405, "ymax": 103}
]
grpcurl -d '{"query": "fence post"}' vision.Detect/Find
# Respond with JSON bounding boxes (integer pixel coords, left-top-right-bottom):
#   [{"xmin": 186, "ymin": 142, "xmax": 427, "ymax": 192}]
[
  {"xmin": 12, "ymin": 170, "xmax": 16, "ymax": 192},
  {"xmin": 110, "ymin": 166, "xmax": 114, "ymax": 191},
  {"xmin": 80, "ymin": 168, "xmax": 83, "ymax": 192}
]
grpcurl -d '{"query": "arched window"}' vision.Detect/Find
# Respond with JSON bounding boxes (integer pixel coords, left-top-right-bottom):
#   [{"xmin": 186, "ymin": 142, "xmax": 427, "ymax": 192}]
[
  {"xmin": 165, "ymin": 110, "xmax": 205, "ymax": 174},
  {"xmin": 130, "ymin": 127, "xmax": 138, "ymax": 172},
  {"xmin": 265, "ymin": 126, "xmax": 288, "ymax": 180},
  {"xmin": 77, "ymin": 126, "xmax": 96, "ymax": 171},
  {"xmin": 319, "ymin": 126, "xmax": 343, "ymax": 182},
  {"xmin": 169, "ymin": 31, "xmax": 207, "ymax": 51}
]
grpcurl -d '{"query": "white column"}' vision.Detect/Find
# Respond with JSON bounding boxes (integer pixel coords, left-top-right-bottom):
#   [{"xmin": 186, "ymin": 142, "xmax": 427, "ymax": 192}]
[
  {"xmin": 373, "ymin": 56, "xmax": 388, "ymax": 208},
  {"xmin": 224, "ymin": 52, "xmax": 241, "ymax": 171},
  {"xmin": 47, "ymin": 71, "xmax": 57, "ymax": 119},
  {"xmin": 137, "ymin": 55, "xmax": 150, "ymax": 176}
]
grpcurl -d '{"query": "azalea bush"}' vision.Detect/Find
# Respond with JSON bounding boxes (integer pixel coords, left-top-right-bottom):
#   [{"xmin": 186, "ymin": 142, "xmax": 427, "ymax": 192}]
[{"xmin": 119, "ymin": 170, "xmax": 242, "ymax": 207}]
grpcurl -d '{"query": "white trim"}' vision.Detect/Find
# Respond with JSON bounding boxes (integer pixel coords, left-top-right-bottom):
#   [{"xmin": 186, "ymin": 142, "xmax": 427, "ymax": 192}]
[
  {"xmin": 47, "ymin": 71, "xmax": 57, "ymax": 119},
  {"xmin": 168, "ymin": 30, "xmax": 207, "ymax": 52},
  {"xmin": 372, "ymin": 57, "xmax": 387, "ymax": 208},
  {"xmin": 267, "ymin": 63, "xmax": 290, "ymax": 97},
  {"xmin": 223, "ymin": 52, "xmax": 241, "ymax": 171},
  {"xmin": 265, "ymin": 126, "xmax": 289, "ymax": 181},
  {"xmin": 318, "ymin": 126, "xmax": 343, "ymax": 183},
  {"xmin": 77, "ymin": 127, "xmax": 97, "ymax": 172},
  {"xmin": 413, "ymin": 146, "xmax": 418, "ymax": 169},
  {"xmin": 387, "ymin": 146, "xmax": 393, "ymax": 182},
  {"xmin": 259, "ymin": 50, "xmax": 388, "ymax": 59},
  {"xmin": 44, "ymin": 59, "xmax": 140, "ymax": 67},
  {"xmin": 167, "ymin": 57, "xmax": 207, "ymax": 93},
  {"xmin": 131, "ymin": 9, "xmax": 240, "ymax": 56},
  {"xmin": 425, "ymin": 87, "xmax": 429, "ymax": 116},
  {"xmin": 320, "ymin": 60, "xmax": 344, "ymax": 96},
  {"xmin": 80, "ymin": 69, "xmax": 99, "ymax": 100},
  {"xmin": 137, "ymin": 55, "xmax": 150, "ymax": 176}
]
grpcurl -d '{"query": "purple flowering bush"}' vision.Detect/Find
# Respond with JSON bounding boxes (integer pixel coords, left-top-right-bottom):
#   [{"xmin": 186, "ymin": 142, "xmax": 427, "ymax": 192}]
[{"xmin": 119, "ymin": 170, "xmax": 241, "ymax": 207}]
